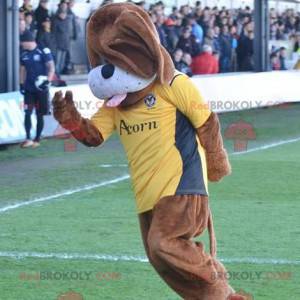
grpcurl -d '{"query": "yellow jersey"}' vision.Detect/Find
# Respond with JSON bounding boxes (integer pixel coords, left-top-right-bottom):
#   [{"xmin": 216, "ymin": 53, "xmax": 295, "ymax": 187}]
[{"xmin": 91, "ymin": 73, "xmax": 211, "ymax": 213}]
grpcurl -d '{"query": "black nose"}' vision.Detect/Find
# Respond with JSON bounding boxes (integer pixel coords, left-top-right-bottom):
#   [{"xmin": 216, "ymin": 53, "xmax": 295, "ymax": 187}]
[{"xmin": 101, "ymin": 64, "xmax": 115, "ymax": 79}]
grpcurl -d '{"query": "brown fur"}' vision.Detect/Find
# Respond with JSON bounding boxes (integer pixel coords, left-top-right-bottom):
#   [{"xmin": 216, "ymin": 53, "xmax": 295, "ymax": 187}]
[
  {"xmin": 53, "ymin": 91, "xmax": 103, "ymax": 147},
  {"xmin": 51, "ymin": 4, "xmax": 244, "ymax": 299},
  {"xmin": 197, "ymin": 112, "xmax": 231, "ymax": 182},
  {"xmin": 86, "ymin": 3, "xmax": 174, "ymax": 84},
  {"xmin": 139, "ymin": 195, "xmax": 244, "ymax": 300}
]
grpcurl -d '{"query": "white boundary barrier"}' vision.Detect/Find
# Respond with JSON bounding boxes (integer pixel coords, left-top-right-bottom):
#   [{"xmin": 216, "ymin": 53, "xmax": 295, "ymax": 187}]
[{"xmin": 1, "ymin": 71, "xmax": 300, "ymax": 144}]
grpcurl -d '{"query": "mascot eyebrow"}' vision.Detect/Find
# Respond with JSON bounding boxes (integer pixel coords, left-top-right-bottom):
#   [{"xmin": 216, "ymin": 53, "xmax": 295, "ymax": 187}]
[{"xmin": 52, "ymin": 3, "xmax": 245, "ymax": 300}]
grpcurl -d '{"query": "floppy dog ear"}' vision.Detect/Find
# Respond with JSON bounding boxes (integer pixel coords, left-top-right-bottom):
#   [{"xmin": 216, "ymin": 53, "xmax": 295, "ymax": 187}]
[
  {"xmin": 87, "ymin": 4, "xmax": 174, "ymax": 83},
  {"xmin": 110, "ymin": 10, "xmax": 174, "ymax": 83}
]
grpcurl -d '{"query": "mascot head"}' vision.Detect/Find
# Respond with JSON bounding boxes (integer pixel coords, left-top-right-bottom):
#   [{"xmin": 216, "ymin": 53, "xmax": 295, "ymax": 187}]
[{"xmin": 87, "ymin": 3, "xmax": 174, "ymax": 107}]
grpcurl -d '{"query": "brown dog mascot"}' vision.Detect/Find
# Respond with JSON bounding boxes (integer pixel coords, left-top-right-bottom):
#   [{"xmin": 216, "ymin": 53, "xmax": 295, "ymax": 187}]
[{"xmin": 53, "ymin": 3, "xmax": 245, "ymax": 300}]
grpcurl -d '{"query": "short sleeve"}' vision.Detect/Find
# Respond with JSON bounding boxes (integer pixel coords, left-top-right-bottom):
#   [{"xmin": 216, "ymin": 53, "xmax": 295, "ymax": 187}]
[
  {"xmin": 90, "ymin": 106, "xmax": 116, "ymax": 141},
  {"xmin": 20, "ymin": 53, "xmax": 26, "ymax": 66},
  {"xmin": 42, "ymin": 47, "xmax": 54, "ymax": 63},
  {"xmin": 170, "ymin": 74, "xmax": 211, "ymax": 128}
]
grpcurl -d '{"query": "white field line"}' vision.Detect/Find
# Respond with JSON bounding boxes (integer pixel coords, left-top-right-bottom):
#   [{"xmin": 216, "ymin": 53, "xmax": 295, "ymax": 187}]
[
  {"xmin": 231, "ymin": 136, "xmax": 300, "ymax": 155},
  {"xmin": 0, "ymin": 251, "xmax": 299, "ymax": 265},
  {"xmin": 99, "ymin": 164, "xmax": 128, "ymax": 168},
  {"xmin": 0, "ymin": 175, "xmax": 129, "ymax": 214}
]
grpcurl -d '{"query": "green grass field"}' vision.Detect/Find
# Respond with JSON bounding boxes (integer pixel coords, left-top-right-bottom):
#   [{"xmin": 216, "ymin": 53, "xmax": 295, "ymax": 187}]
[{"xmin": 0, "ymin": 104, "xmax": 300, "ymax": 300}]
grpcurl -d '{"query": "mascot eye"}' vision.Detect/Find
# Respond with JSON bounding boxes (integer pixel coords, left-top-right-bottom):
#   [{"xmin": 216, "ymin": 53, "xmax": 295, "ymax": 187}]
[{"xmin": 101, "ymin": 64, "xmax": 115, "ymax": 79}]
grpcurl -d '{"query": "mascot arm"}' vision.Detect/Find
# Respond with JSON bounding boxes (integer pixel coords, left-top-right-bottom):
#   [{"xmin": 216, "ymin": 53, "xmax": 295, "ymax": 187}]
[
  {"xmin": 170, "ymin": 74, "xmax": 231, "ymax": 182},
  {"xmin": 196, "ymin": 112, "xmax": 231, "ymax": 182},
  {"xmin": 52, "ymin": 91, "xmax": 104, "ymax": 147}
]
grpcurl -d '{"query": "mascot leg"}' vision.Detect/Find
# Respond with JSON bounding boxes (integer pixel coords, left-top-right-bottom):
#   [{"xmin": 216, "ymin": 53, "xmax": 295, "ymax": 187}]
[{"xmin": 139, "ymin": 195, "xmax": 237, "ymax": 300}]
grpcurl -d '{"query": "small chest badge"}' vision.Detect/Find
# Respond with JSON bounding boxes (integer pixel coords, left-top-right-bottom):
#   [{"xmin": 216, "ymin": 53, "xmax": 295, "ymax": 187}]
[
  {"xmin": 33, "ymin": 54, "xmax": 41, "ymax": 61},
  {"xmin": 144, "ymin": 93, "xmax": 156, "ymax": 108}
]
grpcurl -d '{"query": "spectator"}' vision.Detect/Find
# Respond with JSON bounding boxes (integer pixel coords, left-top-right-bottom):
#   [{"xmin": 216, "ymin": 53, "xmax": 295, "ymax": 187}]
[
  {"xmin": 63, "ymin": 0, "xmax": 79, "ymax": 74},
  {"xmin": 19, "ymin": 30, "xmax": 55, "ymax": 148},
  {"xmin": 19, "ymin": 19, "xmax": 26, "ymax": 35},
  {"xmin": 285, "ymin": 16, "xmax": 297, "ymax": 33},
  {"xmin": 186, "ymin": 14, "xmax": 204, "ymax": 44},
  {"xmin": 179, "ymin": 5, "xmax": 191, "ymax": 17},
  {"xmin": 24, "ymin": 12, "xmax": 35, "ymax": 35},
  {"xmin": 279, "ymin": 47, "xmax": 287, "ymax": 70},
  {"xmin": 240, "ymin": 20, "xmax": 254, "ymax": 39},
  {"xmin": 164, "ymin": 18, "xmax": 179, "ymax": 53},
  {"xmin": 293, "ymin": 33, "xmax": 300, "ymax": 53},
  {"xmin": 34, "ymin": 0, "xmax": 50, "ymax": 41},
  {"xmin": 153, "ymin": 1, "xmax": 165, "ymax": 15},
  {"xmin": 67, "ymin": 0, "xmax": 78, "ymax": 41},
  {"xmin": 58, "ymin": 0, "xmax": 68, "ymax": 11},
  {"xmin": 276, "ymin": 21, "xmax": 287, "ymax": 40},
  {"xmin": 181, "ymin": 52, "xmax": 193, "ymax": 76},
  {"xmin": 195, "ymin": 1, "xmax": 201, "ymax": 9},
  {"xmin": 172, "ymin": 48, "xmax": 192, "ymax": 76},
  {"xmin": 191, "ymin": 44, "xmax": 219, "ymax": 75},
  {"xmin": 19, "ymin": 0, "xmax": 33, "ymax": 15},
  {"xmin": 203, "ymin": 28, "xmax": 215, "ymax": 50},
  {"xmin": 176, "ymin": 26, "xmax": 201, "ymax": 57},
  {"xmin": 270, "ymin": 23, "xmax": 277, "ymax": 40},
  {"xmin": 173, "ymin": 15, "xmax": 184, "ymax": 39},
  {"xmin": 230, "ymin": 25, "xmax": 239, "ymax": 71},
  {"xmin": 236, "ymin": 30, "xmax": 254, "ymax": 71},
  {"xmin": 172, "ymin": 48, "xmax": 185, "ymax": 70},
  {"xmin": 169, "ymin": 6, "xmax": 179, "ymax": 21},
  {"xmin": 218, "ymin": 25, "xmax": 232, "ymax": 72},
  {"xmin": 197, "ymin": 6, "xmax": 211, "ymax": 34},
  {"xmin": 37, "ymin": 17, "xmax": 56, "ymax": 57},
  {"xmin": 155, "ymin": 14, "xmax": 169, "ymax": 49},
  {"xmin": 270, "ymin": 52, "xmax": 280, "ymax": 70},
  {"xmin": 52, "ymin": 8, "xmax": 70, "ymax": 75},
  {"xmin": 212, "ymin": 25, "xmax": 221, "ymax": 53}
]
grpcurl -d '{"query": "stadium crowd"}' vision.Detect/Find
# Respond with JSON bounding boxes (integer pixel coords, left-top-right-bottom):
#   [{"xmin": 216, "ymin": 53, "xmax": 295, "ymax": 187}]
[
  {"xmin": 147, "ymin": 1, "xmax": 300, "ymax": 74},
  {"xmin": 19, "ymin": 0, "xmax": 78, "ymax": 77},
  {"xmin": 19, "ymin": 0, "xmax": 300, "ymax": 77}
]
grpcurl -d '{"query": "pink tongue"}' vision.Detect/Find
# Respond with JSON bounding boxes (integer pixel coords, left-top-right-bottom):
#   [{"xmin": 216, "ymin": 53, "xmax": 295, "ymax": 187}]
[{"xmin": 105, "ymin": 94, "xmax": 127, "ymax": 107}]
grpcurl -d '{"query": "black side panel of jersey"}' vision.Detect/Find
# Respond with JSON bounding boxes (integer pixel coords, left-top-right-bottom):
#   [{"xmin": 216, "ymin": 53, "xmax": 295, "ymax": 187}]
[{"xmin": 175, "ymin": 109, "xmax": 208, "ymax": 196}]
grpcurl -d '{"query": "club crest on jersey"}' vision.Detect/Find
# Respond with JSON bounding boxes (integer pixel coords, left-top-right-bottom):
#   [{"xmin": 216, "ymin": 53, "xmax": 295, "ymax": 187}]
[
  {"xmin": 144, "ymin": 93, "xmax": 156, "ymax": 108},
  {"xmin": 33, "ymin": 54, "xmax": 41, "ymax": 61}
]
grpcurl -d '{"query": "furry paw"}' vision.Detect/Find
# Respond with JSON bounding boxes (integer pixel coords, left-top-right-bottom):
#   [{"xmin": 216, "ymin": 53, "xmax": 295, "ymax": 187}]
[
  {"xmin": 206, "ymin": 149, "xmax": 231, "ymax": 182},
  {"xmin": 52, "ymin": 91, "xmax": 81, "ymax": 131}
]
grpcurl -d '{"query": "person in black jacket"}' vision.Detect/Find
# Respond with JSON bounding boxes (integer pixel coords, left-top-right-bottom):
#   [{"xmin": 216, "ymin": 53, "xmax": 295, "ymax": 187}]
[
  {"xmin": 36, "ymin": 17, "xmax": 56, "ymax": 58},
  {"xmin": 34, "ymin": 0, "xmax": 50, "ymax": 41},
  {"xmin": 62, "ymin": 0, "xmax": 78, "ymax": 74},
  {"xmin": 52, "ymin": 8, "xmax": 70, "ymax": 75},
  {"xmin": 176, "ymin": 26, "xmax": 201, "ymax": 57},
  {"xmin": 218, "ymin": 25, "xmax": 232, "ymax": 72},
  {"xmin": 279, "ymin": 47, "xmax": 287, "ymax": 70},
  {"xmin": 236, "ymin": 31, "xmax": 254, "ymax": 71},
  {"xmin": 19, "ymin": 30, "xmax": 55, "ymax": 148},
  {"xmin": 24, "ymin": 12, "xmax": 36, "ymax": 36}
]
